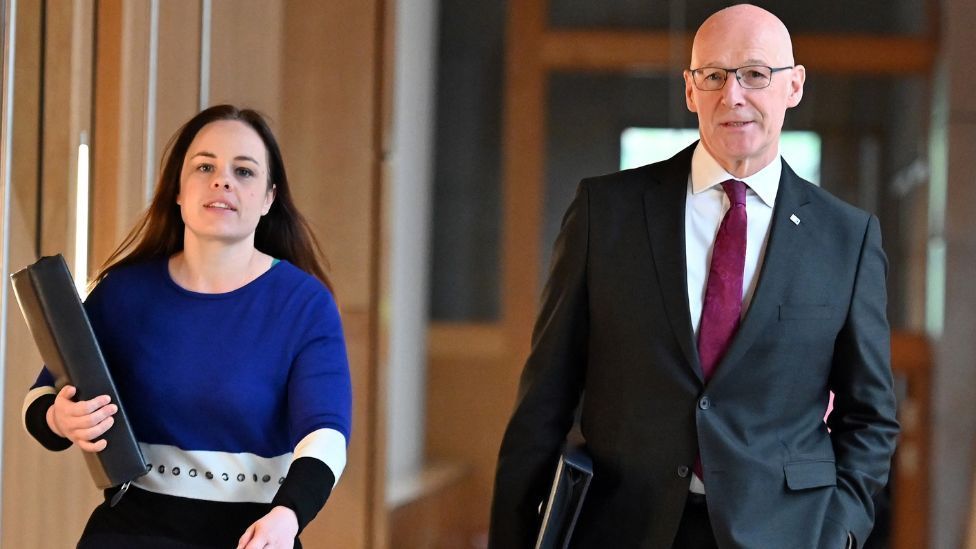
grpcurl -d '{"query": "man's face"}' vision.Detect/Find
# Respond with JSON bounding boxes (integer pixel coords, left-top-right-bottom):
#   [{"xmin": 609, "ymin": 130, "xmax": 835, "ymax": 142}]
[{"xmin": 684, "ymin": 9, "xmax": 805, "ymax": 177}]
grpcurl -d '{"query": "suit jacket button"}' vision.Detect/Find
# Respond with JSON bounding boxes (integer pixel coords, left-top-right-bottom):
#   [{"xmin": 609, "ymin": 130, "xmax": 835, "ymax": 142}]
[
  {"xmin": 698, "ymin": 396, "xmax": 711, "ymax": 410},
  {"xmin": 677, "ymin": 465, "xmax": 690, "ymax": 478}
]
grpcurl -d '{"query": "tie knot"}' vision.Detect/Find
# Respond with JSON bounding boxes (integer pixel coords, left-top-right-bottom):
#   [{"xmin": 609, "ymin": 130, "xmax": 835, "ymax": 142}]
[{"xmin": 721, "ymin": 179, "xmax": 747, "ymax": 207}]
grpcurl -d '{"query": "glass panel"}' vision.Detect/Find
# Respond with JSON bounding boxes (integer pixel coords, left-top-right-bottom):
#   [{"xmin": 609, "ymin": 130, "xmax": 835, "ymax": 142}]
[
  {"xmin": 549, "ymin": 0, "xmax": 927, "ymax": 35},
  {"xmin": 621, "ymin": 128, "xmax": 822, "ymax": 184},
  {"xmin": 429, "ymin": 0, "xmax": 505, "ymax": 321},
  {"xmin": 543, "ymin": 72, "xmax": 695, "ymax": 282}
]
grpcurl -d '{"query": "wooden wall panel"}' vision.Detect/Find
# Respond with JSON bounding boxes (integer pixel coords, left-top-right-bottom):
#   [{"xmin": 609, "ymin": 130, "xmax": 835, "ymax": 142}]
[
  {"xmin": 91, "ymin": 0, "xmax": 152, "ymax": 271},
  {"xmin": 280, "ymin": 1, "xmax": 378, "ymax": 313},
  {"xmin": 968, "ymin": 471, "xmax": 976, "ymax": 549},
  {"xmin": 304, "ymin": 310, "xmax": 374, "ymax": 549},
  {"xmin": 425, "ymin": 324, "xmax": 508, "ymax": 539},
  {"xmin": 889, "ymin": 332, "xmax": 932, "ymax": 549},
  {"xmin": 208, "ymin": 0, "xmax": 282, "ymax": 121},
  {"xmin": 1, "ymin": 1, "xmax": 102, "ymax": 547},
  {"xmin": 40, "ymin": 0, "xmax": 79, "ymax": 258},
  {"xmin": 502, "ymin": 0, "xmax": 546, "ymax": 362},
  {"xmin": 280, "ymin": 1, "xmax": 386, "ymax": 547},
  {"xmin": 154, "ymin": 0, "xmax": 202, "ymax": 168},
  {"xmin": 387, "ymin": 463, "xmax": 471, "ymax": 549},
  {"xmin": 4, "ymin": 0, "xmax": 41, "ymax": 258},
  {"xmin": 91, "ymin": 0, "xmax": 202, "ymax": 266}
]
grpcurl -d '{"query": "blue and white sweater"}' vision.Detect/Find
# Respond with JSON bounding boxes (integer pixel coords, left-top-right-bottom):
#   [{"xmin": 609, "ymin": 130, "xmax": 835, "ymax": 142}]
[{"xmin": 23, "ymin": 258, "xmax": 351, "ymax": 535}]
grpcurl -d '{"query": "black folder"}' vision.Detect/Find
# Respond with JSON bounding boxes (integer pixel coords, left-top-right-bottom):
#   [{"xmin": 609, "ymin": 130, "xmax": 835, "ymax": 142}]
[
  {"xmin": 535, "ymin": 442, "xmax": 593, "ymax": 549},
  {"xmin": 11, "ymin": 254, "xmax": 147, "ymax": 489}
]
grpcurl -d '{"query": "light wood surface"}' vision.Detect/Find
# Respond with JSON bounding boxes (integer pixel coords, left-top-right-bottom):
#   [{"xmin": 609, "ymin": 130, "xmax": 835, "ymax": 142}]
[
  {"xmin": 968, "ymin": 469, "xmax": 976, "ymax": 549},
  {"xmin": 155, "ymin": 0, "xmax": 203, "ymax": 165},
  {"xmin": 387, "ymin": 462, "xmax": 472, "ymax": 549},
  {"xmin": 501, "ymin": 0, "xmax": 546, "ymax": 382},
  {"xmin": 91, "ymin": 0, "xmax": 152, "ymax": 272},
  {"xmin": 2, "ymin": 2, "xmax": 102, "ymax": 547},
  {"xmin": 425, "ymin": 323, "xmax": 510, "ymax": 540},
  {"xmin": 209, "ymin": 0, "xmax": 282, "ymax": 120},
  {"xmin": 889, "ymin": 332, "xmax": 932, "ymax": 549},
  {"xmin": 279, "ymin": 1, "xmax": 388, "ymax": 545}
]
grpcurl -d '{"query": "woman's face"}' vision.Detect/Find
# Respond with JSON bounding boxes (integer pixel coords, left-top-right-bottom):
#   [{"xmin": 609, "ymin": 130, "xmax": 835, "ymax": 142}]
[{"xmin": 176, "ymin": 120, "xmax": 276, "ymax": 247}]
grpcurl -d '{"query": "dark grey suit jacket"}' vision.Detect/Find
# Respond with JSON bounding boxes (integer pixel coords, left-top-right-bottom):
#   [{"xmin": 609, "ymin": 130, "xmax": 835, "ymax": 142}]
[{"xmin": 489, "ymin": 143, "xmax": 900, "ymax": 549}]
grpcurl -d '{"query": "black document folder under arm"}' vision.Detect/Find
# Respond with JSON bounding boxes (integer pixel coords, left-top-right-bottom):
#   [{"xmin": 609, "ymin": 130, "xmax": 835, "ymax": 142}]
[
  {"xmin": 535, "ymin": 442, "xmax": 593, "ymax": 549},
  {"xmin": 11, "ymin": 254, "xmax": 146, "ymax": 489}
]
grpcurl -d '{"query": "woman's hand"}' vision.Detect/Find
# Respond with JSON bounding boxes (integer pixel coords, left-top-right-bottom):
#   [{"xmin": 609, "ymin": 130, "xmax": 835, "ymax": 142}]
[
  {"xmin": 46, "ymin": 385, "xmax": 117, "ymax": 452},
  {"xmin": 237, "ymin": 506, "xmax": 299, "ymax": 549}
]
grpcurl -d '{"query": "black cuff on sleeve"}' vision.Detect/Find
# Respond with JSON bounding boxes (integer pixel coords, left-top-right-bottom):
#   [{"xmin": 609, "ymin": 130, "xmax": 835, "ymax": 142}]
[
  {"xmin": 271, "ymin": 456, "xmax": 336, "ymax": 533},
  {"xmin": 25, "ymin": 393, "xmax": 72, "ymax": 451}
]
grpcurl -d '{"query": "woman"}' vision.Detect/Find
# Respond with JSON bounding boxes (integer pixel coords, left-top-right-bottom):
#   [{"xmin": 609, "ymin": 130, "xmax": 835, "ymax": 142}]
[{"xmin": 22, "ymin": 105, "xmax": 351, "ymax": 549}]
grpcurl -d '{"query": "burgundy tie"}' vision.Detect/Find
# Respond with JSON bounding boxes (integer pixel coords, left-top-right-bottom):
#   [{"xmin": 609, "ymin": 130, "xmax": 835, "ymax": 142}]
[{"xmin": 694, "ymin": 179, "xmax": 747, "ymax": 480}]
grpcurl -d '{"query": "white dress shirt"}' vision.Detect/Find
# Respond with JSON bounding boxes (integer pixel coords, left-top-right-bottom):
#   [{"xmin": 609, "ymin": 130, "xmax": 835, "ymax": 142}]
[{"xmin": 685, "ymin": 142, "xmax": 781, "ymax": 493}]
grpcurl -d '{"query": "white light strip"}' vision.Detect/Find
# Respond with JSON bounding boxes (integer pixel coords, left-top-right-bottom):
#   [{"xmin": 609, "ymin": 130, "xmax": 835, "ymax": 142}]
[
  {"xmin": 75, "ymin": 139, "xmax": 90, "ymax": 295},
  {"xmin": 198, "ymin": 0, "xmax": 211, "ymax": 110},
  {"xmin": 925, "ymin": 237, "xmax": 946, "ymax": 338},
  {"xmin": 0, "ymin": 0, "xmax": 19, "ymax": 525},
  {"xmin": 143, "ymin": 0, "xmax": 159, "ymax": 203}
]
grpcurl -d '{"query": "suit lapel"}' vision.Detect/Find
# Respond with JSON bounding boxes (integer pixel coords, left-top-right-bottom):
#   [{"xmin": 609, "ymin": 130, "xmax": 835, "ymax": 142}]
[
  {"xmin": 708, "ymin": 160, "xmax": 812, "ymax": 385},
  {"xmin": 643, "ymin": 144, "xmax": 700, "ymax": 379}
]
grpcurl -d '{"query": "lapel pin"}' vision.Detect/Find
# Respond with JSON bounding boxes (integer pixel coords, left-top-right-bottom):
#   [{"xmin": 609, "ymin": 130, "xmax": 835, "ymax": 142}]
[{"xmin": 790, "ymin": 214, "xmax": 801, "ymax": 225}]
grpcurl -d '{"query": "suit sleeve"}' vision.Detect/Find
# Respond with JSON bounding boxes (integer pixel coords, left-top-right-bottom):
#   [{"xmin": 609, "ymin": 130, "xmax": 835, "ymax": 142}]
[
  {"xmin": 824, "ymin": 214, "xmax": 900, "ymax": 546},
  {"xmin": 488, "ymin": 182, "xmax": 591, "ymax": 548}
]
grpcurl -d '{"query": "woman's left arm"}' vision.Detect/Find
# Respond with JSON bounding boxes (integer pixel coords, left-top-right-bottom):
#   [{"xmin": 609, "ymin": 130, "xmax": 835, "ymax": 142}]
[
  {"xmin": 241, "ymin": 285, "xmax": 352, "ymax": 545},
  {"xmin": 238, "ymin": 453, "xmax": 340, "ymax": 549}
]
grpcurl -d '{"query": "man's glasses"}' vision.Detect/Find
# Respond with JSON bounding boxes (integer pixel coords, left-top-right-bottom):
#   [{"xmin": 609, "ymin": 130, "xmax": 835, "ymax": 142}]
[{"xmin": 689, "ymin": 65, "xmax": 794, "ymax": 91}]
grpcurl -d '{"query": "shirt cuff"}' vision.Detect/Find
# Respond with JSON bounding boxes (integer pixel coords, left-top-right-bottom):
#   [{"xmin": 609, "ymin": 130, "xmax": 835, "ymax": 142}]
[
  {"xmin": 23, "ymin": 390, "xmax": 71, "ymax": 451},
  {"xmin": 270, "ymin": 456, "xmax": 336, "ymax": 533}
]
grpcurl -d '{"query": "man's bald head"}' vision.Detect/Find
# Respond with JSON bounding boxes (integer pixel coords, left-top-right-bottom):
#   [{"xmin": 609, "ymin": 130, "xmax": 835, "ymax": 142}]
[
  {"xmin": 691, "ymin": 4, "xmax": 795, "ymax": 70},
  {"xmin": 684, "ymin": 4, "xmax": 805, "ymax": 177}
]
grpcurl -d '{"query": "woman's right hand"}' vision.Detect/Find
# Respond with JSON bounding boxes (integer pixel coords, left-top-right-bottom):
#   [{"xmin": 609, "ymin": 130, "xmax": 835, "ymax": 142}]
[{"xmin": 46, "ymin": 385, "xmax": 117, "ymax": 452}]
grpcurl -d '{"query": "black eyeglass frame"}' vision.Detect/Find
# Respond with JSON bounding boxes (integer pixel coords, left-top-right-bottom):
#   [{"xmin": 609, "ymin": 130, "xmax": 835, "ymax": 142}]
[{"xmin": 688, "ymin": 65, "xmax": 795, "ymax": 91}]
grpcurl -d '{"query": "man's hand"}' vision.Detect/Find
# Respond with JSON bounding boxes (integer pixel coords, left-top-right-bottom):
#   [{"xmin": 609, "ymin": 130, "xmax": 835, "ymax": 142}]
[
  {"xmin": 237, "ymin": 506, "xmax": 299, "ymax": 549},
  {"xmin": 47, "ymin": 385, "xmax": 116, "ymax": 452}
]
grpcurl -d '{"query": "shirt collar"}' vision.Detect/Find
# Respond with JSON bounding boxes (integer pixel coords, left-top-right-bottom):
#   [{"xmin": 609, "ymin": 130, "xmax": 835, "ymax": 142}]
[{"xmin": 690, "ymin": 141, "xmax": 780, "ymax": 208}]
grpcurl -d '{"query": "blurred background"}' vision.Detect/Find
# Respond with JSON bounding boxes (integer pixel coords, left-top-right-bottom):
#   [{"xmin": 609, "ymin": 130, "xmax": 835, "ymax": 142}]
[{"xmin": 1, "ymin": 0, "xmax": 974, "ymax": 548}]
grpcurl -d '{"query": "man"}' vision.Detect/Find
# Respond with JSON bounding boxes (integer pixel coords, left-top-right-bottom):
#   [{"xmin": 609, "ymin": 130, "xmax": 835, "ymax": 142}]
[{"xmin": 489, "ymin": 4, "xmax": 899, "ymax": 549}]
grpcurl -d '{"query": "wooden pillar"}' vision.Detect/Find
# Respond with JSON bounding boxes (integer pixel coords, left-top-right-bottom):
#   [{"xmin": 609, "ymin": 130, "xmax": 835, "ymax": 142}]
[
  {"xmin": 279, "ymin": 1, "xmax": 388, "ymax": 547},
  {"xmin": 1, "ymin": 1, "xmax": 102, "ymax": 546},
  {"xmin": 502, "ymin": 0, "xmax": 547, "ymax": 368}
]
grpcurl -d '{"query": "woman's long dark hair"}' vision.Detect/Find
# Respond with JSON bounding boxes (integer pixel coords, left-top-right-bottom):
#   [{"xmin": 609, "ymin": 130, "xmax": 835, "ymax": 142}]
[{"xmin": 92, "ymin": 104, "xmax": 334, "ymax": 293}]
